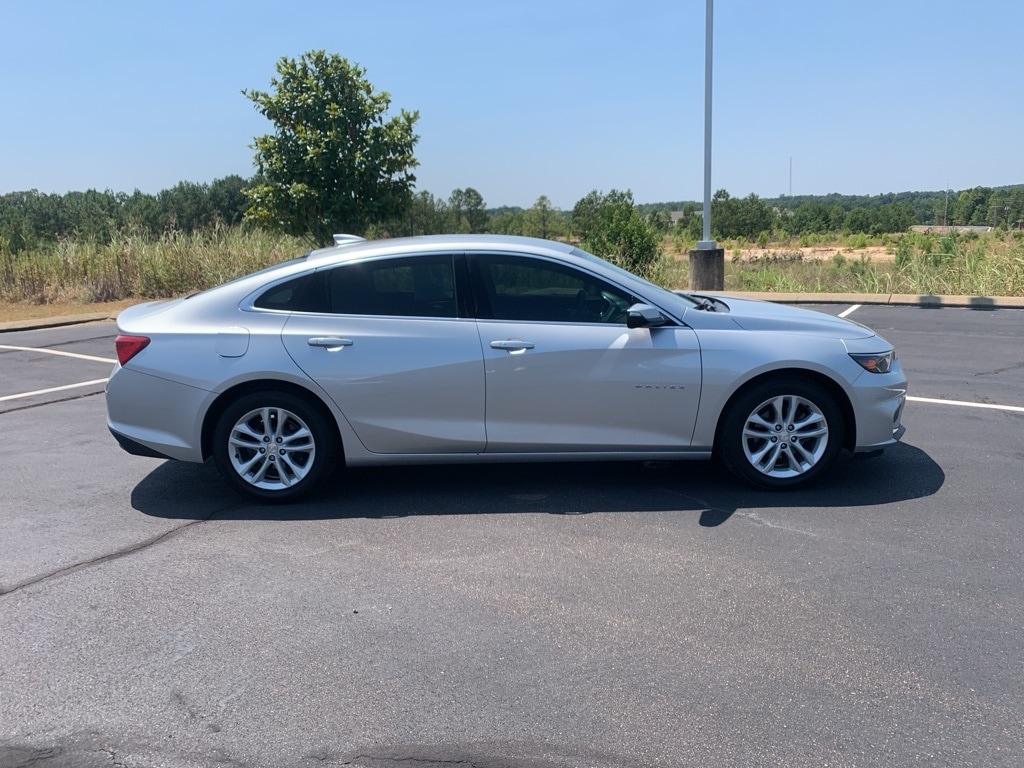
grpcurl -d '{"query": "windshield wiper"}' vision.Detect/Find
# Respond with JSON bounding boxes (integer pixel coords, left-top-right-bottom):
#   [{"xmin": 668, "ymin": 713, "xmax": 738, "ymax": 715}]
[{"xmin": 673, "ymin": 290, "xmax": 728, "ymax": 312}]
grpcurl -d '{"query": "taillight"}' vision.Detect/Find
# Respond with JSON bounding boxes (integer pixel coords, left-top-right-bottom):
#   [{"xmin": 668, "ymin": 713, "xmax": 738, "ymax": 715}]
[{"xmin": 115, "ymin": 335, "xmax": 150, "ymax": 365}]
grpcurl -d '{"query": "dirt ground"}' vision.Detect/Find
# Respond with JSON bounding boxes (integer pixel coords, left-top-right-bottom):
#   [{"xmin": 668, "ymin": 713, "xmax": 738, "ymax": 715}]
[
  {"xmin": 726, "ymin": 245, "xmax": 894, "ymax": 262},
  {"xmin": 0, "ymin": 299, "xmax": 135, "ymax": 324}
]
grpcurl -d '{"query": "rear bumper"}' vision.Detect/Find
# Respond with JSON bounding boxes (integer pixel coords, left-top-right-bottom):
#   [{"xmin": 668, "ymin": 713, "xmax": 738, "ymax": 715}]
[
  {"xmin": 109, "ymin": 427, "xmax": 176, "ymax": 460},
  {"xmin": 105, "ymin": 366, "xmax": 211, "ymax": 463}
]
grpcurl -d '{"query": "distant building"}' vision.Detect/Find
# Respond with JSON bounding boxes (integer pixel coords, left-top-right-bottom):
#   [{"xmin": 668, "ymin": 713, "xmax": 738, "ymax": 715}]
[
  {"xmin": 669, "ymin": 210, "xmax": 701, "ymax": 225},
  {"xmin": 910, "ymin": 225, "xmax": 994, "ymax": 234}
]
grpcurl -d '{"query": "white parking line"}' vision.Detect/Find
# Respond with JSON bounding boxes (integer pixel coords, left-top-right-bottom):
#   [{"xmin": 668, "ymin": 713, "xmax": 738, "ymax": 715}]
[
  {"xmin": 0, "ymin": 378, "xmax": 109, "ymax": 403},
  {"xmin": 907, "ymin": 395, "xmax": 1024, "ymax": 413},
  {"xmin": 0, "ymin": 344, "xmax": 116, "ymax": 364},
  {"xmin": 838, "ymin": 304, "xmax": 861, "ymax": 318}
]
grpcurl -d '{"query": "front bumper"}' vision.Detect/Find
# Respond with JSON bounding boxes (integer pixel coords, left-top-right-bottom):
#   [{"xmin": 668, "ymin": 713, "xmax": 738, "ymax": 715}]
[{"xmin": 849, "ymin": 369, "xmax": 907, "ymax": 452}]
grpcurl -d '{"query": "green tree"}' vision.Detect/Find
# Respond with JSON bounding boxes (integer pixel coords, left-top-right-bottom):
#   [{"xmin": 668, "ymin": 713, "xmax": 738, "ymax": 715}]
[
  {"xmin": 787, "ymin": 201, "xmax": 833, "ymax": 234},
  {"xmin": 0, "ymin": 197, "xmax": 34, "ymax": 252},
  {"xmin": 571, "ymin": 189, "xmax": 662, "ymax": 279},
  {"xmin": 952, "ymin": 187, "xmax": 992, "ymax": 226},
  {"xmin": 844, "ymin": 207, "xmax": 874, "ymax": 234},
  {"xmin": 488, "ymin": 210, "xmax": 525, "ymax": 235},
  {"xmin": 58, "ymin": 190, "xmax": 120, "ymax": 242},
  {"xmin": 243, "ymin": 51, "xmax": 420, "ymax": 246},
  {"xmin": 448, "ymin": 188, "xmax": 487, "ymax": 233},
  {"xmin": 120, "ymin": 190, "xmax": 163, "ymax": 236},
  {"xmin": 1009, "ymin": 188, "xmax": 1024, "ymax": 228},
  {"xmin": 674, "ymin": 202, "xmax": 703, "ymax": 240},
  {"xmin": 522, "ymin": 195, "xmax": 565, "ymax": 240},
  {"xmin": 874, "ymin": 202, "xmax": 915, "ymax": 234},
  {"xmin": 23, "ymin": 190, "xmax": 60, "ymax": 242},
  {"xmin": 569, "ymin": 190, "xmax": 606, "ymax": 243},
  {"xmin": 158, "ymin": 182, "xmax": 215, "ymax": 233},
  {"xmin": 709, "ymin": 190, "xmax": 775, "ymax": 240},
  {"xmin": 398, "ymin": 190, "xmax": 449, "ymax": 236},
  {"xmin": 646, "ymin": 208, "xmax": 672, "ymax": 235},
  {"xmin": 209, "ymin": 175, "xmax": 249, "ymax": 226}
]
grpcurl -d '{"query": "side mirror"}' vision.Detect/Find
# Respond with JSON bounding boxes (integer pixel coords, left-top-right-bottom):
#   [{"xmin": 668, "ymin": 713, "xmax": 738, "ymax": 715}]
[{"xmin": 626, "ymin": 303, "xmax": 667, "ymax": 329}]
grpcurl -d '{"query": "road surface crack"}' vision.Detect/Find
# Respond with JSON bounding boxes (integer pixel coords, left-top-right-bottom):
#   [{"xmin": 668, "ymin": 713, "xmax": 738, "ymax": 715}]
[{"xmin": 0, "ymin": 503, "xmax": 241, "ymax": 599}]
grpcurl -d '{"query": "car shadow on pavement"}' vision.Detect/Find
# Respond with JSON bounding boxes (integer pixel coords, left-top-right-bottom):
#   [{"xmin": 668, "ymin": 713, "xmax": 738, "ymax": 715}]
[{"xmin": 132, "ymin": 441, "xmax": 943, "ymax": 526}]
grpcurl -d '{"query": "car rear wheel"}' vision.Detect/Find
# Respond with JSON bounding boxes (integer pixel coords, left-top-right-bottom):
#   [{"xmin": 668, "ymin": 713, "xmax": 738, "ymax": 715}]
[
  {"xmin": 212, "ymin": 391, "xmax": 337, "ymax": 502},
  {"xmin": 719, "ymin": 377, "xmax": 843, "ymax": 489}
]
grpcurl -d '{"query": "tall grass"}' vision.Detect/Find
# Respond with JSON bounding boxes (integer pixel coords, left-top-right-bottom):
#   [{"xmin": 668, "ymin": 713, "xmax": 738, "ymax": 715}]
[
  {"xmin": 2, "ymin": 228, "xmax": 1023, "ymax": 306},
  {"xmin": 0, "ymin": 226, "xmax": 306, "ymax": 304},
  {"xmin": 661, "ymin": 232, "xmax": 1024, "ymax": 296}
]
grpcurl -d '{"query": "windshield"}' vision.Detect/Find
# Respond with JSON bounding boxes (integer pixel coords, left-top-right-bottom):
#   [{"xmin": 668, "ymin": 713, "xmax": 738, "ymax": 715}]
[{"xmin": 570, "ymin": 247, "xmax": 700, "ymax": 311}]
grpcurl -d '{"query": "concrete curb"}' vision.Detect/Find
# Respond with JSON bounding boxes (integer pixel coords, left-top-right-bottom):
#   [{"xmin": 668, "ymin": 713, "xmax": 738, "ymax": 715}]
[
  {"xmin": 706, "ymin": 292, "xmax": 1024, "ymax": 309},
  {"xmin": 0, "ymin": 311, "xmax": 118, "ymax": 333},
  {"xmin": 1, "ymin": 293, "xmax": 1021, "ymax": 333}
]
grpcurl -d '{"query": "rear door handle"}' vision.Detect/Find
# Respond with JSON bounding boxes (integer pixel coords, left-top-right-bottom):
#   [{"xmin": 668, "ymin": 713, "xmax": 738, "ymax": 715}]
[
  {"xmin": 307, "ymin": 337, "xmax": 354, "ymax": 349},
  {"xmin": 490, "ymin": 340, "xmax": 535, "ymax": 352}
]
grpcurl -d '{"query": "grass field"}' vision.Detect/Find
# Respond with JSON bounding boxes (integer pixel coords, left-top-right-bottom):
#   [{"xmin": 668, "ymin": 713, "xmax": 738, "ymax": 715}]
[
  {"xmin": 666, "ymin": 230, "xmax": 1024, "ymax": 297},
  {"xmin": 2, "ymin": 228, "xmax": 1022, "ymax": 323}
]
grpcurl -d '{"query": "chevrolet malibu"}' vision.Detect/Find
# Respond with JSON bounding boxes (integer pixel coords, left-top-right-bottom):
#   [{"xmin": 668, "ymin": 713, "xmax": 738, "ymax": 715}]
[{"xmin": 106, "ymin": 235, "xmax": 907, "ymax": 502}]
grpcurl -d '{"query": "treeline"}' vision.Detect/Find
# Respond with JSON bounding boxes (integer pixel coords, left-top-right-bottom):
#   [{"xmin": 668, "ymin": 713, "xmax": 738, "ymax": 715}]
[
  {"xmin": 768, "ymin": 186, "xmax": 1024, "ymax": 228},
  {"xmin": 3, "ymin": 178, "xmax": 1022, "ymax": 255},
  {"xmin": 385, "ymin": 185, "xmax": 1024, "ymax": 243},
  {"xmin": 644, "ymin": 185, "xmax": 1024, "ymax": 241},
  {"xmin": 383, "ymin": 190, "xmax": 569, "ymax": 239},
  {"xmin": 0, "ymin": 176, "xmax": 249, "ymax": 252},
  {"xmin": 671, "ymin": 191, "xmax": 922, "ymax": 241}
]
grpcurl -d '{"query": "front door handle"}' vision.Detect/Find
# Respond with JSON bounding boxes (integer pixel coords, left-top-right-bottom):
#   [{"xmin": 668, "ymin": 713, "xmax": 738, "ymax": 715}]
[
  {"xmin": 307, "ymin": 337, "xmax": 354, "ymax": 349},
  {"xmin": 490, "ymin": 339, "xmax": 535, "ymax": 352}
]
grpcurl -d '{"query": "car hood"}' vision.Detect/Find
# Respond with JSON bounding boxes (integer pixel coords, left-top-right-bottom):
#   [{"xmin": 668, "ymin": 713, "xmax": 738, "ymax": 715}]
[{"xmin": 708, "ymin": 295, "xmax": 876, "ymax": 339}]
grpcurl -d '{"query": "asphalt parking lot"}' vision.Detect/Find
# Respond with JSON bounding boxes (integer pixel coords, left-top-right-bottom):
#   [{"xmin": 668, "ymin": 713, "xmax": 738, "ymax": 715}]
[{"xmin": 1, "ymin": 305, "xmax": 1022, "ymax": 768}]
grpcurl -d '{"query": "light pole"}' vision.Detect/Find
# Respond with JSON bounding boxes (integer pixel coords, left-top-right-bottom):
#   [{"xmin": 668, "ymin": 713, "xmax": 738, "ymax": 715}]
[
  {"xmin": 699, "ymin": 0, "xmax": 715, "ymax": 250},
  {"xmin": 689, "ymin": 0, "xmax": 724, "ymax": 290}
]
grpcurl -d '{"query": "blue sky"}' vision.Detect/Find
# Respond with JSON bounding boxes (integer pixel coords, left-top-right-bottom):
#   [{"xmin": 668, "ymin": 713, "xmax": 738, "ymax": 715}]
[{"xmin": 2, "ymin": 0, "xmax": 1021, "ymax": 209}]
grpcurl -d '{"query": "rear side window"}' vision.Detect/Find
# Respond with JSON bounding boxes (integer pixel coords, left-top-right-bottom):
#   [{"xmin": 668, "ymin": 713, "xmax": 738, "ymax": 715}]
[{"xmin": 327, "ymin": 255, "xmax": 456, "ymax": 317}]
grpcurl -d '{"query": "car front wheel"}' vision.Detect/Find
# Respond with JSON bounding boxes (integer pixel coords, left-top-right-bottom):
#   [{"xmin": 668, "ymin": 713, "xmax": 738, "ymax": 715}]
[
  {"xmin": 212, "ymin": 391, "xmax": 338, "ymax": 502},
  {"xmin": 719, "ymin": 377, "xmax": 844, "ymax": 489}
]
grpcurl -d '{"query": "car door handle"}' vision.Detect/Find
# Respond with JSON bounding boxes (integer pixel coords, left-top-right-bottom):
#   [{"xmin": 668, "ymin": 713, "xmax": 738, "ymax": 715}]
[
  {"xmin": 490, "ymin": 339, "xmax": 535, "ymax": 352},
  {"xmin": 307, "ymin": 337, "xmax": 354, "ymax": 349}
]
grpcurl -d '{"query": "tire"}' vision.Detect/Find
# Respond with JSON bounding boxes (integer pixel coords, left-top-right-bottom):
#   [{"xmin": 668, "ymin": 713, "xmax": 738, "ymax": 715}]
[
  {"xmin": 212, "ymin": 390, "xmax": 338, "ymax": 502},
  {"xmin": 719, "ymin": 377, "xmax": 844, "ymax": 490}
]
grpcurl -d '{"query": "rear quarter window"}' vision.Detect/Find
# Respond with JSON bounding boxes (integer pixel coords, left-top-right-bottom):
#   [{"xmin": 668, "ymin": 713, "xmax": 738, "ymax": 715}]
[{"xmin": 253, "ymin": 273, "xmax": 329, "ymax": 313}]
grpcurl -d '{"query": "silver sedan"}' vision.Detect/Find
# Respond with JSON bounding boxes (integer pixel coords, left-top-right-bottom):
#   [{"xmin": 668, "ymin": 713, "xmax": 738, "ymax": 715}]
[{"xmin": 106, "ymin": 235, "xmax": 907, "ymax": 501}]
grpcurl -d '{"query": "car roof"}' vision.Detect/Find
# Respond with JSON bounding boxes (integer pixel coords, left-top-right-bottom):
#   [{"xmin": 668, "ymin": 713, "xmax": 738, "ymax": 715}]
[{"xmin": 305, "ymin": 234, "xmax": 576, "ymax": 265}]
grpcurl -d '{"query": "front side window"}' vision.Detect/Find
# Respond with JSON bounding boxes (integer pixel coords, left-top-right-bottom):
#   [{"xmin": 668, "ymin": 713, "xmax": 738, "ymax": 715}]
[{"xmin": 474, "ymin": 254, "xmax": 636, "ymax": 324}]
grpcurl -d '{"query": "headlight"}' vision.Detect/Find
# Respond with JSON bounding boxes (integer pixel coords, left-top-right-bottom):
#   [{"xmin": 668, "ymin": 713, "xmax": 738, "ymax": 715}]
[{"xmin": 849, "ymin": 350, "xmax": 895, "ymax": 374}]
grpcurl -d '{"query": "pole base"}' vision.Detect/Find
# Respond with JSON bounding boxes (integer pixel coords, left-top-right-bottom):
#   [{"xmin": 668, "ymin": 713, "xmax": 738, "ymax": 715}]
[{"xmin": 688, "ymin": 248, "xmax": 724, "ymax": 291}]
